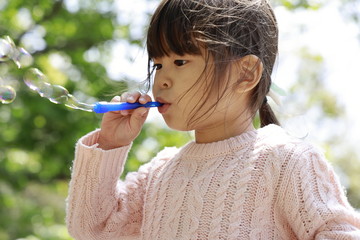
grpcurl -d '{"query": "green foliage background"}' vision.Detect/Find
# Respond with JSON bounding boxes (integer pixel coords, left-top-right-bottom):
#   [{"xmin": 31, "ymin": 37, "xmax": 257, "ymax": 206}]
[{"xmin": 0, "ymin": 0, "xmax": 359, "ymax": 239}]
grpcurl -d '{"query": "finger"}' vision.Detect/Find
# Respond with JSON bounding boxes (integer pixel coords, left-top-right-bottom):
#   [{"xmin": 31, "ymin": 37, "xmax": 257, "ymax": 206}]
[
  {"xmin": 126, "ymin": 92, "xmax": 141, "ymax": 103},
  {"xmin": 120, "ymin": 92, "xmax": 129, "ymax": 102},
  {"xmin": 130, "ymin": 107, "xmax": 149, "ymax": 123},
  {"xmin": 102, "ymin": 96, "xmax": 122, "ymax": 114},
  {"xmin": 139, "ymin": 94, "xmax": 152, "ymax": 104},
  {"xmin": 110, "ymin": 95, "xmax": 121, "ymax": 103},
  {"xmin": 120, "ymin": 110, "xmax": 130, "ymax": 116}
]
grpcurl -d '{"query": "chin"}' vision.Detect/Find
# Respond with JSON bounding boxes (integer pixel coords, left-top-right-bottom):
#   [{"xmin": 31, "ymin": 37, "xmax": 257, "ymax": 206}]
[{"xmin": 163, "ymin": 118, "xmax": 192, "ymax": 132}]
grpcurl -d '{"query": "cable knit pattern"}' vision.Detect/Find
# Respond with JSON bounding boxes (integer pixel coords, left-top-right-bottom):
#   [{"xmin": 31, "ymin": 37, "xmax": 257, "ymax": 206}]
[{"xmin": 66, "ymin": 125, "xmax": 360, "ymax": 240}]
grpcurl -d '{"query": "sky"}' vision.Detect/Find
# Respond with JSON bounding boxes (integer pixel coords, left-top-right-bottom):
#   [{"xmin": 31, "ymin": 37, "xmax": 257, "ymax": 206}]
[{"xmin": 104, "ymin": 0, "xmax": 360, "ymax": 153}]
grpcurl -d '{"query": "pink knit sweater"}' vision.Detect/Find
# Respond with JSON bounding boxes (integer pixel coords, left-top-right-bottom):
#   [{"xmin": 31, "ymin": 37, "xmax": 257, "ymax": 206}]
[{"xmin": 66, "ymin": 125, "xmax": 360, "ymax": 239}]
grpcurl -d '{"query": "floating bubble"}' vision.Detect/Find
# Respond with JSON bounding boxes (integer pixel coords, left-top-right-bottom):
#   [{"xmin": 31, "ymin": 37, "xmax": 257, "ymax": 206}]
[
  {"xmin": 47, "ymin": 86, "xmax": 94, "ymax": 111},
  {"xmin": 24, "ymin": 68, "xmax": 49, "ymax": 92},
  {"xmin": 48, "ymin": 85, "xmax": 69, "ymax": 104},
  {"xmin": 0, "ymin": 36, "xmax": 33, "ymax": 68},
  {"xmin": 64, "ymin": 94, "xmax": 78, "ymax": 108},
  {"xmin": 2, "ymin": 36, "xmax": 96, "ymax": 112},
  {"xmin": 65, "ymin": 94, "xmax": 94, "ymax": 112},
  {"xmin": 0, "ymin": 85, "xmax": 16, "ymax": 104},
  {"xmin": 22, "ymin": 67, "xmax": 95, "ymax": 111},
  {"xmin": 0, "ymin": 38, "xmax": 14, "ymax": 62},
  {"xmin": 37, "ymin": 82, "xmax": 53, "ymax": 98},
  {"xmin": 13, "ymin": 47, "xmax": 34, "ymax": 68}
]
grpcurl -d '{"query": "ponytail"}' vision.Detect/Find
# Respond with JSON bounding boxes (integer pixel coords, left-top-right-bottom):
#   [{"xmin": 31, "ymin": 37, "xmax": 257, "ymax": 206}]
[{"xmin": 259, "ymin": 98, "xmax": 280, "ymax": 127}]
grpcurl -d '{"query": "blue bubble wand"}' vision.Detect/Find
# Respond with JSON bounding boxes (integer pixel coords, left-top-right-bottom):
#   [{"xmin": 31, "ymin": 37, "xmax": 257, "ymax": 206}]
[{"xmin": 92, "ymin": 101, "xmax": 163, "ymax": 113}]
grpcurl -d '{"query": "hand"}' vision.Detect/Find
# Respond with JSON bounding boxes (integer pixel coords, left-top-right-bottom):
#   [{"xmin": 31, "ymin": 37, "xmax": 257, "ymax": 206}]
[{"xmin": 97, "ymin": 92, "xmax": 151, "ymax": 150}]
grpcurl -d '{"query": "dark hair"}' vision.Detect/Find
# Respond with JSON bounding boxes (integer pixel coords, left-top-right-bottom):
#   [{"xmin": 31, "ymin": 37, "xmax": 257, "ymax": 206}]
[{"xmin": 146, "ymin": 0, "xmax": 280, "ymax": 127}]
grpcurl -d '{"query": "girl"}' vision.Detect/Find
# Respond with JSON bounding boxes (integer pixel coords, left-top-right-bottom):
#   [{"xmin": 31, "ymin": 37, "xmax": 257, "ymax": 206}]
[{"xmin": 66, "ymin": 0, "xmax": 360, "ymax": 239}]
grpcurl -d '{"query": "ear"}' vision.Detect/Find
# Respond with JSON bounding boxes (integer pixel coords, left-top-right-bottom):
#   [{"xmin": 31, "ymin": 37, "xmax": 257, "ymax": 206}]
[{"xmin": 233, "ymin": 54, "xmax": 263, "ymax": 93}]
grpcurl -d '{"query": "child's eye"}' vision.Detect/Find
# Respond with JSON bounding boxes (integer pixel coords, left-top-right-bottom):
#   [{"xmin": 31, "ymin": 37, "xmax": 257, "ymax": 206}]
[
  {"xmin": 153, "ymin": 64, "xmax": 162, "ymax": 70},
  {"xmin": 174, "ymin": 60, "xmax": 187, "ymax": 66}
]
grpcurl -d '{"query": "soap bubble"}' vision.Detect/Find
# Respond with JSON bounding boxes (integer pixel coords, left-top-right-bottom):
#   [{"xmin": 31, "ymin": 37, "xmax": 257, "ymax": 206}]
[
  {"xmin": 24, "ymin": 68, "xmax": 49, "ymax": 92},
  {"xmin": 1, "ymin": 36, "xmax": 95, "ymax": 112},
  {"xmin": 48, "ymin": 85, "xmax": 69, "ymax": 104},
  {"xmin": 23, "ymin": 67, "xmax": 94, "ymax": 111},
  {"xmin": 0, "ymin": 36, "xmax": 33, "ymax": 68},
  {"xmin": 13, "ymin": 47, "xmax": 34, "ymax": 68},
  {"xmin": 37, "ymin": 82, "xmax": 53, "ymax": 98},
  {"xmin": 0, "ymin": 37, "xmax": 15, "ymax": 61},
  {"xmin": 65, "ymin": 94, "xmax": 94, "ymax": 112},
  {"xmin": 0, "ymin": 85, "xmax": 16, "ymax": 104},
  {"xmin": 24, "ymin": 69, "xmax": 70, "ymax": 104},
  {"xmin": 48, "ymin": 86, "xmax": 94, "ymax": 111},
  {"xmin": 64, "ymin": 94, "xmax": 78, "ymax": 108}
]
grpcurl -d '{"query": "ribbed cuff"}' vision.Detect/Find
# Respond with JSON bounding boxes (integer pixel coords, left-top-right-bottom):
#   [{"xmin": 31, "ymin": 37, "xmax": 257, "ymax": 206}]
[{"xmin": 71, "ymin": 129, "xmax": 133, "ymax": 182}]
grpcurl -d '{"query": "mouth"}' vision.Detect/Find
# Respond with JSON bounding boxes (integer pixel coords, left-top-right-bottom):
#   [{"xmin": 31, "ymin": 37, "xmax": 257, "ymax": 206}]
[{"xmin": 156, "ymin": 97, "xmax": 171, "ymax": 114}]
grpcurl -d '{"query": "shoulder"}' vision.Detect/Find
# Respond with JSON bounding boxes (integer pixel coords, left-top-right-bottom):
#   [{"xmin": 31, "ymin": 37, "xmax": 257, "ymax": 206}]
[
  {"xmin": 257, "ymin": 126, "xmax": 347, "ymax": 196},
  {"xmin": 256, "ymin": 124, "xmax": 321, "ymax": 158},
  {"xmin": 256, "ymin": 125, "xmax": 348, "ymax": 198},
  {"xmin": 254, "ymin": 124, "xmax": 330, "ymax": 180}
]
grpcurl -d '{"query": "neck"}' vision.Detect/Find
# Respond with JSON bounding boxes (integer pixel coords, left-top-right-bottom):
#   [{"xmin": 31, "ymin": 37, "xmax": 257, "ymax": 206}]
[{"xmin": 194, "ymin": 117, "xmax": 255, "ymax": 143}]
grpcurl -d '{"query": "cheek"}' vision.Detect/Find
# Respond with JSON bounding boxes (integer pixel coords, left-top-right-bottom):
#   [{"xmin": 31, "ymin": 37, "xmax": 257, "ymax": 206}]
[
  {"xmin": 151, "ymin": 78, "xmax": 158, "ymax": 95},
  {"xmin": 151, "ymin": 87, "xmax": 156, "ymax": 98},
  {"xmin": 182, "ymin": 79, "xmax": 212, "ymax": 110},
  {"xmin": 177, "ymin": 87, "xmax": 204, "ymax": 118},
  {"xmin": 181, "ymin": 87, "xmax": 227, "ymax": 127}
]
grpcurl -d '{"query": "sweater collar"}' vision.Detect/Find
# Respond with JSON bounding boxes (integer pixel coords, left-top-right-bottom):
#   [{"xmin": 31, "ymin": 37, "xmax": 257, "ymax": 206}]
[{"xmin": 179, "ymin": 127, "xmax": 260, "ymax": 159}]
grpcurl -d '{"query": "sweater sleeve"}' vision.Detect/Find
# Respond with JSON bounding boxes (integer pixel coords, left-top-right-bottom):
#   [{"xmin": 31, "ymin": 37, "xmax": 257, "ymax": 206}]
[
  {"xmin": 66, "ymin": 130, "xmax": 155, "ymax": 240},
  {"xmin": 279, "ymin": 144, "xmax": 360, "ymax": 239}
]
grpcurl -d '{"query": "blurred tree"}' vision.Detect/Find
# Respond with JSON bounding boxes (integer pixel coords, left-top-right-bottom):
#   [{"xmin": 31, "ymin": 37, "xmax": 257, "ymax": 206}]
[
  {"xmin": 0, "ymin": 0, "xmax": 142, "ymax": 239},
  {"xmin": 0, "ymin": 0, "xmax": 359, "ymax": 239},
  {"xmin": 283, "ymin": 48, "xmax": 360, "ymax": 208},
  {"xmin": 272, "ymin": 0, "xmax": 360, "ymax": 208}
]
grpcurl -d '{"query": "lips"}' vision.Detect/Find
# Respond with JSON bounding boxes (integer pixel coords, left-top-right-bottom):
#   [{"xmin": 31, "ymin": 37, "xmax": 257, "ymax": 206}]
[
  {"xmin": 158, "ymin": 103, "xmax": 171, "ymax": 114},
  {"xmin": 156, "ymin": 97, "xmax": 171, "ymax": 114}
]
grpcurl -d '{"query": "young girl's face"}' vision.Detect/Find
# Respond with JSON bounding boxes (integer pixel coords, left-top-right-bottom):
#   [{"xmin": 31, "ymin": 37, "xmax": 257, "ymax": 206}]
[
  {"xmin": 152, "ymin": 52, "xmax": 206, "ymax": 131},
  {"xmin": 152, "ymin": 51, "xmax": 242, "ymax": 134}
]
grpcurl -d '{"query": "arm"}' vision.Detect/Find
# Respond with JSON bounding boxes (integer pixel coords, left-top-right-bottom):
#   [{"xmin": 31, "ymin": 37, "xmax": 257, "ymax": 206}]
[
  {"xmin": 279, "ymin": 146, "xmax": 360, "ymax": 239},
  {"xmin": 66, "ymin": 130, "xmax": 150, "ymax": 239},
  {"xmin": 66, "ymin": 92, "xmax": 156, "ymax": 239}
]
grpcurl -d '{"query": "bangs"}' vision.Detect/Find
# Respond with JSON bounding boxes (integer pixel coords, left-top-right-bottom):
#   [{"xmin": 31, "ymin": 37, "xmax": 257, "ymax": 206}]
[{"xmin": 146, "ymin": 0, "xmax": 202, "ymax": 59}]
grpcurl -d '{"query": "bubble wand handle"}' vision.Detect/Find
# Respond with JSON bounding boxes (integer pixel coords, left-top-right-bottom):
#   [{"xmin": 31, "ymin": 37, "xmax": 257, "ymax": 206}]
[{"xmin": 93, "ymin": 101, "xmax": 163, "ymax": 113}]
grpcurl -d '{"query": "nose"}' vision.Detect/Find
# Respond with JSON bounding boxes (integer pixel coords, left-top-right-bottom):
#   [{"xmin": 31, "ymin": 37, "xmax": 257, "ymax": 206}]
[
  {"xmin": 154, "ymin": 72, "xmax": 172, "ymax": 89},
  {"xmin": 161, "ymin": 81, "xmax": 170, "ymax": 88}
]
